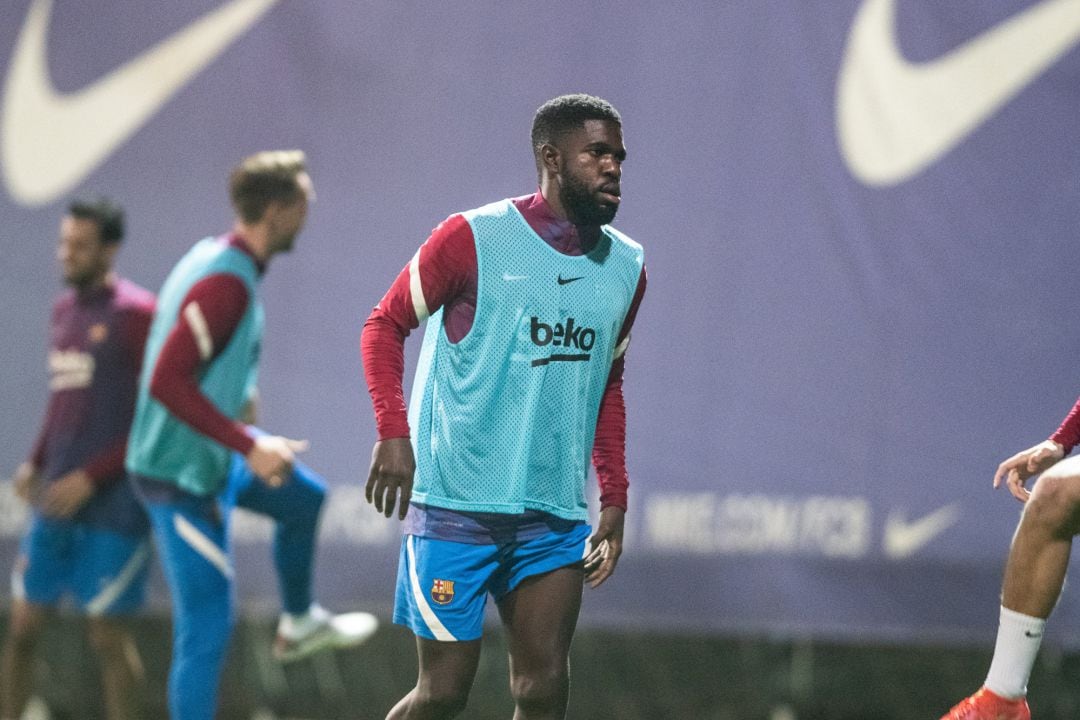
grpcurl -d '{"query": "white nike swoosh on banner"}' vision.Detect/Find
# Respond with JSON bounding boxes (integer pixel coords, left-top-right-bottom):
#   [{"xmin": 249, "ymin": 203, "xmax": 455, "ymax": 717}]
[
  {"xmin": 883, "ymin": 504, "xmax": 959, "ymax": 560},
  {"xmin": 1, "ymin": 0, "xmax": 279, "ymax": 206},
  {"xmin": 836, "ymin": 0, "xmax": 1080, "ymax": 186}
]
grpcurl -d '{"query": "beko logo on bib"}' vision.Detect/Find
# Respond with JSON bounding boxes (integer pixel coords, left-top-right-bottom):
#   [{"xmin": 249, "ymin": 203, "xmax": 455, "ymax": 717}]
[
  {"xmin": 529, "ymin": 316, "xmax": 596, "ymax": 367},
  {"xmin": 1, "ymin": 0, "xmax": 280, "ymax": 206},
  {"xmin": 837, "ymin": 0, "xmax": 1080, "ymax": 186}
]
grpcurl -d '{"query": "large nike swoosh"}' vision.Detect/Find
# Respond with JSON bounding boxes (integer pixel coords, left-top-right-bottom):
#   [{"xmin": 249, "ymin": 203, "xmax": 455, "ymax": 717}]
[
  {"xmin": 882, "ymin": 503, "xmax": 959, "ymax": 560},
  {"xmin": 1, "ymin": 0, "xmax": 279, "ymax": 206},
  {"xmin": 836, "ymin": 0, "xmax": 1080, "ymax": 186}
]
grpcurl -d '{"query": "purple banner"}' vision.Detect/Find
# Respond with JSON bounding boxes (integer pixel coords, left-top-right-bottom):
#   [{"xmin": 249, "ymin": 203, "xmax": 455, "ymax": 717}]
[{"xmin": 2, "ymin": 0, "xmax": 1080, "ymax": 646}]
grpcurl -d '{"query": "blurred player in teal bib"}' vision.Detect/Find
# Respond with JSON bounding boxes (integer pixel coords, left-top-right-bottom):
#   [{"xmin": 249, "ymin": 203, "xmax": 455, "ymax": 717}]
[
  {"xmin": 128, "ymin": 152, "xmax": 375, "ymax": 720},
  {"xmin": 363, "ymin": 94, "xmax": 647, "ymax": 719}
]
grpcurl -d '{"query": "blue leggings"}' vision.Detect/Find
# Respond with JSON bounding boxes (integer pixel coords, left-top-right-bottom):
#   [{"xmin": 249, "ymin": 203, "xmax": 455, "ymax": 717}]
[{"xmin": 144, "ymin": 458, "xmax": 326, "ymax": 720}]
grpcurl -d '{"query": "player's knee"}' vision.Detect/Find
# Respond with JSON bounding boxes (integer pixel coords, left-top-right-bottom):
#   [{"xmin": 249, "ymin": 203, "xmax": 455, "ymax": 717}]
[
  {"xmin": 4, "ymin": 605, "xmax": 45, "ymax": 652},
  {"xmin": 1026, "ymin": 473, "xmax": 1080, "ymax": 533},
  {"xmin": 86, "ymin": 620, "xmax": 132, "ymax": 659},
  {"xmin": 292, "ymin": 463, "xmax": 327, "ymax": 506},
  {"xmin": 413, "ymin": 682, "xmax": 470, "ymax": 717},
  {"xmin": 509, "ymin": 666, "xmax": 569, "ymax": 711},
  {"xmin": 3, "ymin": 623, "xmax": 40, "ymax": 656}
]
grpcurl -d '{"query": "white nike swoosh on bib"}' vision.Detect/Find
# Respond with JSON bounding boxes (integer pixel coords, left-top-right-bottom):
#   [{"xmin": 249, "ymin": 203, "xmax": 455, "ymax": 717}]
[
  {"xmin": 1, "ymin": 0, "xmax": 279, "ymax": 206},
  {"xmin": 836, "ymin": 0, "xmax": 1080, "ymax": 186}
]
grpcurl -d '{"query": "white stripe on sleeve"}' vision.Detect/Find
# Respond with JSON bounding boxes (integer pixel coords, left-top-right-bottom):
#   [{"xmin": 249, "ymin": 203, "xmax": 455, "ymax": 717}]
[
  {"xmin": 613, "ymin": 333, "xmax": 631, "ymax": 360},
  {"xmin": 183, "ymin": 301, "xmax": 214, "ymax": 360},
  {"xmin": 409, "ymin": 250, "xmax": 430, "ymax": 323}
]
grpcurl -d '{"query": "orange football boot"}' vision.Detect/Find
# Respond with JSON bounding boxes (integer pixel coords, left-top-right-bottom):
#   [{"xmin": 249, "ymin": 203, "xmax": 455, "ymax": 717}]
[{"xmin": 940, "ymin": 687, "xmax": 1030, "ymax": 720}]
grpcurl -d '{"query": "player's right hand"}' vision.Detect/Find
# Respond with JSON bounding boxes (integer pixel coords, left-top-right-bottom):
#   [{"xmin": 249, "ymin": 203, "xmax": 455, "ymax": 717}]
[
  {"xmin": 366, "ymin": 438, "xmax": 415, "ymax": 520},
  {"xmin": 11, "ymin": 462, "xmax": 41, "ymax": 503},
  {"xmin": 993, "ymin": 439, "xmax": 1065, "ymax": 503},
  {"xmin": 246, "ymin": 435, "xmax": 308, "ymax": 487}
]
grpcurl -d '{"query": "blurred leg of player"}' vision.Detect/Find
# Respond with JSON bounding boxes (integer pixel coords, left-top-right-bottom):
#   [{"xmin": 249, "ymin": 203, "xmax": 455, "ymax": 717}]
[
  {"xmin": 1, "ymin": 519, "xmax": 150, "ymax": 720},
  {"xmin": 87, "ymin": 616, "xmax": 146, "ymax": 720},
  {"xmin": 0, "ymin": 598, "xmax": 48, "ymax": 719},
  {"xmin": 144, "ymin": 496, "xmax": 234, "ymax": 720},
  {"xmin": 222, "ymin": 453, "xmax": 378, "ymax": 662}
]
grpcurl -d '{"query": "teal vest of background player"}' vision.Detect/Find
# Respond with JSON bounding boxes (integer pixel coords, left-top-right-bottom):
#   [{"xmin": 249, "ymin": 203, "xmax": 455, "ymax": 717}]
[
  {"xmin": 408, "ymin": 199, "xmax": 643, "ymax": 520},
  {"xmin": 126, "ymin": 238, "xmax": 263, "ymax": 496}
]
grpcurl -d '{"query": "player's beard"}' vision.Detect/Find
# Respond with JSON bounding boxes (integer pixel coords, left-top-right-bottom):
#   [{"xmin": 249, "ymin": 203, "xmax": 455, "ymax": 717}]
[
  {"xmin": 63, "ymin": 257, "xmax": 108, "ymax": 290},
  {"xmin": 559, "ymin": 171, "xmax": 618, "ymax": 227}
]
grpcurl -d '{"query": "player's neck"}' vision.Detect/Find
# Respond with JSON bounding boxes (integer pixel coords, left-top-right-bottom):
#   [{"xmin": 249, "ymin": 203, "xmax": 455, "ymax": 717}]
[
  {"xmin": 536, "ymin": 186, "xmax": 603, "ymax": 251},
  {"xmin": 233, "ymin": 222, "xmax": 272, "ymax": 263},
  {"xmin": 71, "ymin": 270, "xmax": 114, "ymax": 297}
]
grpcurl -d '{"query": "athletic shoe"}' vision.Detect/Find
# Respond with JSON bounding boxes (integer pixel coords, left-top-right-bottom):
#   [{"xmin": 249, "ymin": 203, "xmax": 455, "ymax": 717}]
[
  {"xmin": 272, "ymin": 604, "xmax": 379, "ymax": 662},
  {"xmin": 940, "ymin": 687, "xmax": 1030, "ymax": 720}
]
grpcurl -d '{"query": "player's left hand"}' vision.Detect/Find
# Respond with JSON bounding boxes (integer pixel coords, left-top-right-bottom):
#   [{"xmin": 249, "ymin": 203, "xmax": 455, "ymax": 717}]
[
  {"xmin": 40, "ymin": 469, "xmax": 94, "ymax": 518},
  {"xmin": 585, "ymin": 506, "xmax": 625, "ymax": 588}
]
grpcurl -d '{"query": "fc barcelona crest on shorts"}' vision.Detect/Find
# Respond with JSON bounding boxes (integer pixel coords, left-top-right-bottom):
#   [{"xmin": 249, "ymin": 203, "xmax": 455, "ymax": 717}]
[{"xmin": 431, "ymin": 579, "xmax": 455, "ymax": 605}]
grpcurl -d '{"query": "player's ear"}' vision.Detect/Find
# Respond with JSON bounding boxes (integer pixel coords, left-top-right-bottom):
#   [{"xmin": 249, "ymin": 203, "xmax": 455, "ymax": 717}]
[{"xmin": 540, "ymin": 143, "xmax": 561, "ymax": 175}]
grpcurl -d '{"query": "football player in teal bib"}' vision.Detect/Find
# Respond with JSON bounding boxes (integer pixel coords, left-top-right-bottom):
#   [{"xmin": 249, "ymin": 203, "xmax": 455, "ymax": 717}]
[
  {"xmin": 127, "ymin": 152, "xmax": 375, "ymax": 720},
  {"xmin": 363, "ymin": 94, "xmax": 647, "ymax": 719}
]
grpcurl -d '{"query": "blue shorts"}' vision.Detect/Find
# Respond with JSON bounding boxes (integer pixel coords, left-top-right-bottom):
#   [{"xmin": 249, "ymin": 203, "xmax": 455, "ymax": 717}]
[
  {"xmin": 14, "ymin": 516, "xmax": 151, "ymax": 616},
  {"xmin": 394, "ymin": 523, "xmax": 590, "ymax": 642}
]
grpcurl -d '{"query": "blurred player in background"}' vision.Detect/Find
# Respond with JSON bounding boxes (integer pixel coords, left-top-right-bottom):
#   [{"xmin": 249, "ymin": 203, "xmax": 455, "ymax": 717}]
[
  {"xmin": 126, "ymin": 151, "xmax": 375, "ymax": 720},
  {"xmin": 1, "ymin": 197, "xmax": 154, "ymax": 720},
  {"xmin": 362, "ymin": 94, "xmax": 647, "ymax": 719},
  {"xmin": 939, "ymin": 406, "xmax": 1080, "ymax": 719}
]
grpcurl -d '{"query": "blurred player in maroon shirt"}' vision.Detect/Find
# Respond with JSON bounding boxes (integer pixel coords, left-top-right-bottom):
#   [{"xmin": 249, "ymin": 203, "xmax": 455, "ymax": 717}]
[{"xmin": 1, "ymin": 197, "xmax": 154, "ymax": 720}]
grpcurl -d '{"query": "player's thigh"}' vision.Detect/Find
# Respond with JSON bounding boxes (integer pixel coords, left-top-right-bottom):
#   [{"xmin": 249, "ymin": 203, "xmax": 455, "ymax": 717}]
[
  {"xmin": 14, "ymin": 516, "xmax": 75, "ymax": 607},
  {"xmin": 144, "ymin": 499, "xmax": 233, "ymax": 617},
  {"xmin": 493, "ymin": 525, "xmax": 589, "ymax": 668},
  {"xmin": 415, "ymin": 635, "xmax": 483, "ymax": 698},
  {"xmin": 229, "ymin": 455, "xmax": 325, "ymax": 521},
  {"xmin": 496, "ymin": 566, "xmax": 583, "ymax": 672},
  {"xmin": 394, "ymin": 535, "xmax": 498, "ymax": 643},
  {"xmin": 70, "ymin": 526, "xmax": 152, "ymax": 617},
  {"xmin": 4, "ymin": 596, "xmax": 50, "ymax": 644}
]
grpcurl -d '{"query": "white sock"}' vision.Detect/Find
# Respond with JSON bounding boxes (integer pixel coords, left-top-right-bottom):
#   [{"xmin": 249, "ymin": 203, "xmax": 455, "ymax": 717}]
[{"xmin": 984, "ymin": 605, "xmax": 1046, "ymax": 699}]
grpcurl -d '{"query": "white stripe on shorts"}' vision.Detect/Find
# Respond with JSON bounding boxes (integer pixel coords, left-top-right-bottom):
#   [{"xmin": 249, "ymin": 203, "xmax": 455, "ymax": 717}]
[
  {"xmin": 173, "ymin": 513, "xmax": 234, "ymax": 580},
  {"xmin": 85, "ymin": 541, "xmax": 151, "ymax": 616},
  {"xmin": 406, "ymin": 535, "xmax": 457, "ymax": 642}
]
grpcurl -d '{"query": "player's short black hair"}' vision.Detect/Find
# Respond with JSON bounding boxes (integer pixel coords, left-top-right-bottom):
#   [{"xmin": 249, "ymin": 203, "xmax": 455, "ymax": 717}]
[
  {"xmin": 531, "ymin": 94, "xmax": 622, "ymax": 154},
  {"xmin": 67, "ymin": 196, "xmax": 125, "ymax": 245}
]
